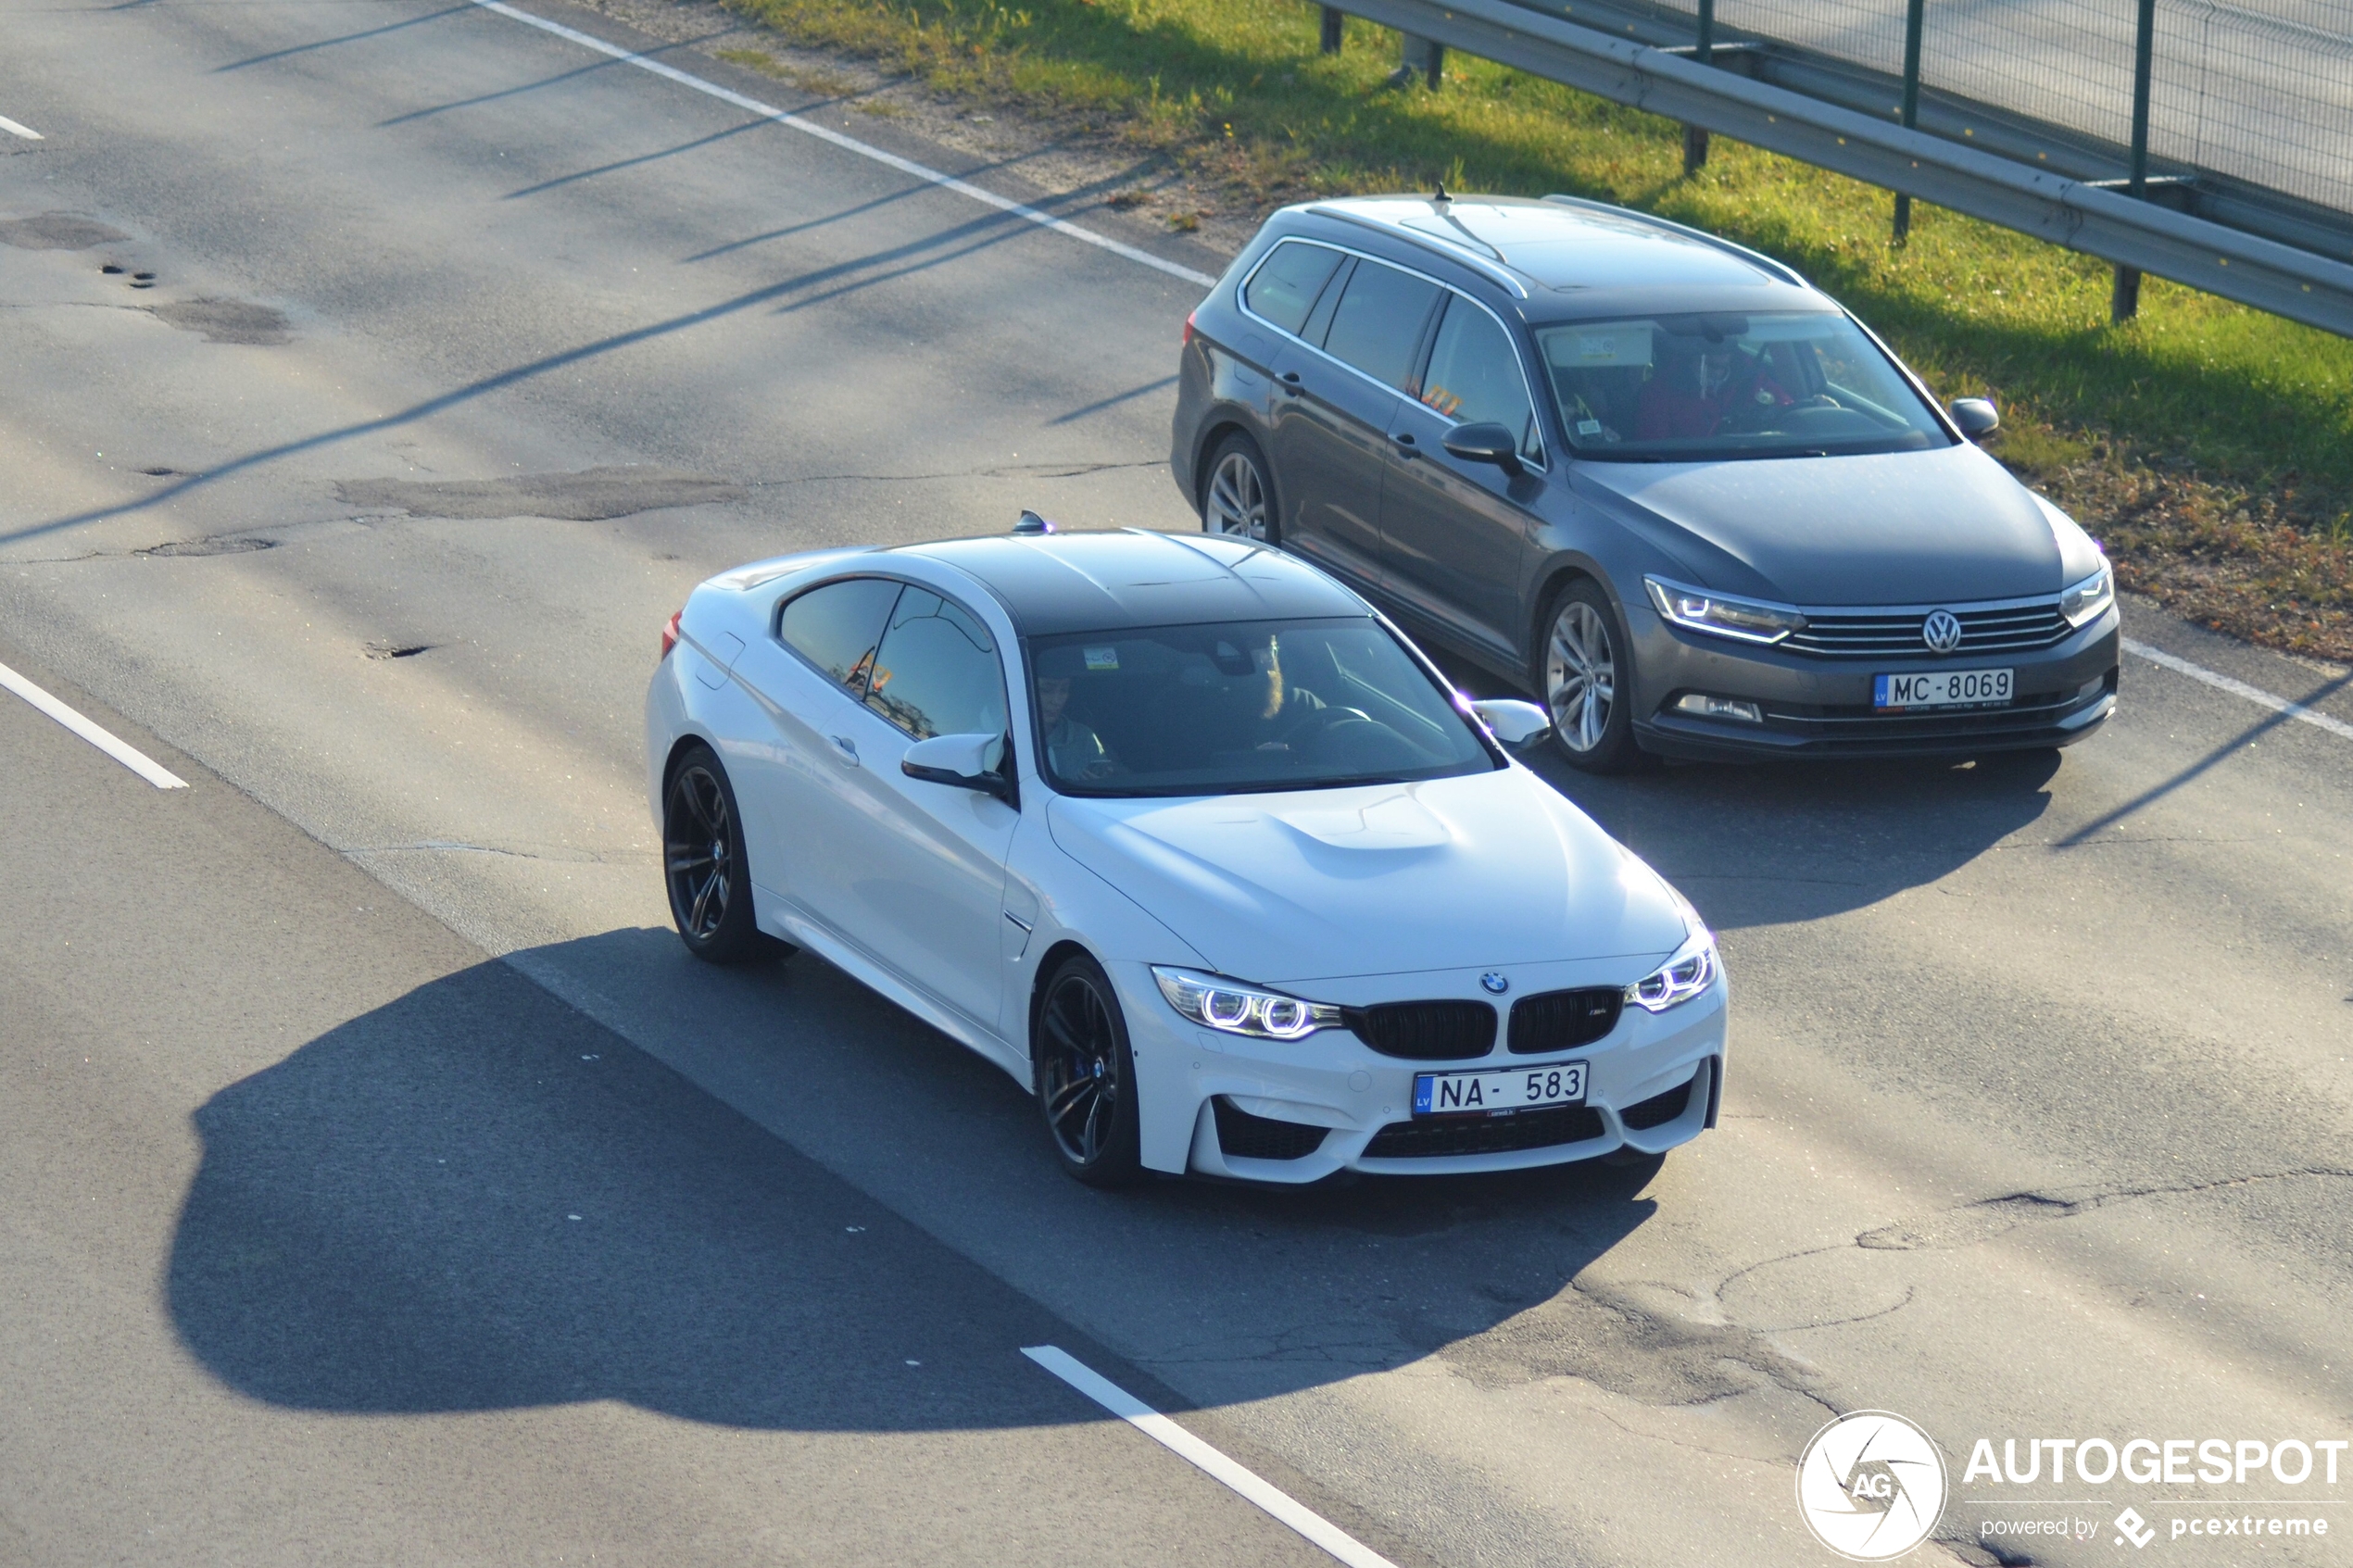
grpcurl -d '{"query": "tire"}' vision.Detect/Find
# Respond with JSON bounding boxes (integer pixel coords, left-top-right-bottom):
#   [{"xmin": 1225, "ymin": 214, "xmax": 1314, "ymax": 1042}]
[
  {"xmin": 1032, "ymin": 952, "xmax": 1146, "ymax": 1186},
  {"xmin": 1200, "ymin": 432, "xmax": 1278, "ymax": 546},
  {"xmin": 662, "ymin": 744, "xmax": 787, "ymax": 964},
  {"xmin": 1538, "ymin": 579, "xmax": 1651, "ymax": 774}
]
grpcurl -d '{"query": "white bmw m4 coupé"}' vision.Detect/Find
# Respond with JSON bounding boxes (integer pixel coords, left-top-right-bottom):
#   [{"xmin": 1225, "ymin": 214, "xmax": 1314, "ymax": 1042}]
[{"xmin": 647, "ymin": 526, "xmax": 1725, "ymax": 1185}]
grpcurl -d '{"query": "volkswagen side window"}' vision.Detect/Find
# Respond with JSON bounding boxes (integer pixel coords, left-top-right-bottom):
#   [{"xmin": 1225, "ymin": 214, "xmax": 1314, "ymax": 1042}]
[
  {"xmin": 776, "ymin": 577, "xmax": 904, "ymax": 696},
  {"xmin": 864, "ymin": 588, "xmax": 1010, "ymax": 741},
  {"xmin": 1420, "ymin": 295, "xmax": 1544, "ymax": 464},
  {"xmin": 1321, "ymin": 260, "xmax": 1443, "ymax": 392},
  {"xmin": 1242, "ymin": 242, "xmax": 1345, "ymax": 336}
]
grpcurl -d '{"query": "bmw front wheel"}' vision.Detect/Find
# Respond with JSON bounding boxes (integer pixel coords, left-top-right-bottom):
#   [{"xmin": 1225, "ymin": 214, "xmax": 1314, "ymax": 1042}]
[
  {"xmin": 1541, "ymin": 580, "xmax": 1647, "ymax": 774},
  {"xmin": 1202, "ymin": 433, "xmax": 1277, "ymax": 546},
  {"xmin": 1034, "ymin": 952, "xmax": 1145, "ymax": 1185}
]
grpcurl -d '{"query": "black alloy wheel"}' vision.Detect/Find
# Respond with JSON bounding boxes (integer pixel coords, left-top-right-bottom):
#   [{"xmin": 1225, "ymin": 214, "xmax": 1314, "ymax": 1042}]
[
  {"xmin": 662, "ymin": 745, "xmax": 786, "ymax": 964},
  {"xmin": 1202, "ymin": 432, "xmax": 1278, "ymax": 546},
  {"xmin": 1540, "ymin": 578, "xmax": 1651, "ymax": 774},
  {"xmin": 1033, "ymin": 953, "xmax": 1145, "ymax": 1185}
]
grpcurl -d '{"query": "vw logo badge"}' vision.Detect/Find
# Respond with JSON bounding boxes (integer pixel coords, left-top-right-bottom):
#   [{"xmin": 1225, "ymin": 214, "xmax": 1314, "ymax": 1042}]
[
  {"xmin": 1920, "ymin": 609, "xmax": 1964, "ymax": 653},
  {"xmin": 1479, "ymin": 972, "xmax": 1510, "ymax": 995}
]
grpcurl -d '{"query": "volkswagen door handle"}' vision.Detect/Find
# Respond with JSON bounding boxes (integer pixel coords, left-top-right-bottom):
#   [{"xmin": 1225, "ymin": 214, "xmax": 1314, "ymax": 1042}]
[
  {"xmin": 1278, "ymin": 370, "xmax": 1302, "ymax": 395},
  {"xmin": 828, "ymin": 734, "xmax": 860, "ymax": 766},
  {"xmin": 1390, "ymin": 431, "xmax": 1418, "ymax": 458}
]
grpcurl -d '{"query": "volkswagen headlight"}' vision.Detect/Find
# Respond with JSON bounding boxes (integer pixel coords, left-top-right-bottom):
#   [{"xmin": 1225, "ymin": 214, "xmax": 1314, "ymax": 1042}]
[
  {"xmin": 1626, "ymin": 929, "xmax": 1718, "ymax": 1013},
  {"xmin": 1645, "ymin": 576, "xmax": 1806, "ymax": 645},
  {"xmin": 1152, "ymin": 967, "xmax": 1342, "ymax": 1041},
  {"xmin": 2058, "ymin": 559, "xmax": 2114, "ymax": 628}
]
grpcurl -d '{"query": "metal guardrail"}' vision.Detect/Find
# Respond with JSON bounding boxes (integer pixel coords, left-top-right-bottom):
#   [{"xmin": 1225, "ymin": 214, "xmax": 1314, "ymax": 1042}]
[{"xmin": 1319, "ymin": 0, "xmax": 2353, "ymax": 336}]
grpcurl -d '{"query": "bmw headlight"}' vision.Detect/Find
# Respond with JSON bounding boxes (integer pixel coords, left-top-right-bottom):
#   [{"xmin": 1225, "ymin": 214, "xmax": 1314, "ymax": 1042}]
[
  {"xmin": 1151, "ymin": 967, "xmax": 1342, "ymax": 1041},
  {"xmin": 1645, "ymin": 576, "xmax": 1806, "ymax": 645},
  {"xmin": 1626, "ymin": 929, "xmax": 1718, "ymax": 1013},
  {"xmin": 2058, "ymin": 559, "xmax": 2114, "ymax": 628}
]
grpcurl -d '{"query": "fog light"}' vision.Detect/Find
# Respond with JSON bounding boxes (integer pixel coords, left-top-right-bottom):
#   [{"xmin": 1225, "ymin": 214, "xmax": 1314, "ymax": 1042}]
[{"xmin": 1673, "ymin": 693, "xmax": 1763, "ymax": 723}]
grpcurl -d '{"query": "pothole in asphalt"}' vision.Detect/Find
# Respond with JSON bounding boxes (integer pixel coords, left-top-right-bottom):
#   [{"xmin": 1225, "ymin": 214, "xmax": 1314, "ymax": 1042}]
[
  {"xmin": 151, "ymin": 298, "xmax": 290, "ymax": 345},
  {"xmin": 0, "ymin": 214, "xmax": 131, "ymax": 250},
  {"xmin": 136, "ymin": 536, "xmax": 276, "ymax": 558},
  {"xmin": 362, "ymin": 641, "xmax": 432, "ymax": 660},
  {"xmin": 134, "ymin": 467, "xmax": 181, "ymax": 477},
  {"xmin": 337, "ymin": 468, "xmax": 748, "ymax": 521},
  {"xmin": 101, "ymin": 263, "xmax": 124, "ymax": 275}
]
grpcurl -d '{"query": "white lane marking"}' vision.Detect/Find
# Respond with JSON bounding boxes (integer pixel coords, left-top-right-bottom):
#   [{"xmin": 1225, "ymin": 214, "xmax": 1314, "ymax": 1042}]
[
  {"xmin": 467, "ymin": 0, "xmax": 1219, "ymax": 289},
  {"xmin": 1022, "ymin": 1346, "xmax": 1402, "ymax": 1568},
  {"xmin": 0, "ymin": 114, "xmax": 44, "ymax": 141},
  {"xmin": 2122, "ymin": 636, "xmax": 2353, "ymax": 743},
  {"xmin": 0, "ymin": 659, "xmax": 189, "ymax": 788}
]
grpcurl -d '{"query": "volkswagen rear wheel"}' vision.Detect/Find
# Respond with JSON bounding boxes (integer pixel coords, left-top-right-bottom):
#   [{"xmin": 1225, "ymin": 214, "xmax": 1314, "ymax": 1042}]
[{"xmin": 1202, "ymin": 433, "xmax": 1277, "ymax": 546}]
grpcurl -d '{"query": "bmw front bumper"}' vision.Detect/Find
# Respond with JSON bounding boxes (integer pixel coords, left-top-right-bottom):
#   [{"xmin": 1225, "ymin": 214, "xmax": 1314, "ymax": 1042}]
[{"xmin": 1113, "ymin": 959, "xmax": 1728, "ymax": 1183}]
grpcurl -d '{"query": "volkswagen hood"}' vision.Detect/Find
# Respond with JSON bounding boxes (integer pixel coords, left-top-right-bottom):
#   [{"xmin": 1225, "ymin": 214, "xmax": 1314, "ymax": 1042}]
[
  {"xmin": 1578, "ymin": 441, "xmax": 2087, "ymax": 605},
  {"xmin": 1046, "ymin": 767, "xmax": 1690, "ymax": 985}
]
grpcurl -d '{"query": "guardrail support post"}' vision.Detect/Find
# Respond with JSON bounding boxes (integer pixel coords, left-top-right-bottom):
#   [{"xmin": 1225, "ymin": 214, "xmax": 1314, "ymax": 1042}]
[
  {"xmin": 1397, "ymin": 32, "xmax": 1444, "ymax": 88},
  {"xmin": 1320, "ymin": 6, "xmax": 1343, "ymax": 54},
  {"xmin": 2112, "ymin": 0, "xmax": 2158, "ymax": 320},
  {"xmin": 1893, "ymin": 0, "xmax": 1924, "ymax": 241},
  {"xmin": 1682, "ymin": 0, "xmax": 1714, "ymax": 173}
]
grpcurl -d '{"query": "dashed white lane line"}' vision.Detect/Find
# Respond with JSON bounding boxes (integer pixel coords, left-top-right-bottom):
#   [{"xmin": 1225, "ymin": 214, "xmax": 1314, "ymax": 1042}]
[
  {"xmin": 0, "ymin": 659, "xmax": 188, "ymax": 789},
  {"xmin": 1022, "ymin": 1346, "xmax": 1401, "ymax": 1568},
  {"xmin": 2122, "ymin": 637, "xmax": 2353, "ymax": 743},
  {"xmin": 0, "ymin": 114, "xmax": 44, "ymax": 141},
  {"xmin": 468, "ymin": 0, "xmax": 1220, "ymax": 290}
]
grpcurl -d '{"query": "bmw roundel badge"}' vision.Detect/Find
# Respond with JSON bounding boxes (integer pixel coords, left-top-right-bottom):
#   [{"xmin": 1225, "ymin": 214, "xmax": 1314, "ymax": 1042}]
[{"xmin": 1480, "ymin": 972, "xmax": 1510, "ymax": 995}]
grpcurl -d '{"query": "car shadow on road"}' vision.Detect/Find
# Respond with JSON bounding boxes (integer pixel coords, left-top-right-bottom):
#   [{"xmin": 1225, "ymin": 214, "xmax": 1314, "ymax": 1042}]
[{"xmin": 165, "ymin": 941, "xmax": 1659, "ymax": 1428}]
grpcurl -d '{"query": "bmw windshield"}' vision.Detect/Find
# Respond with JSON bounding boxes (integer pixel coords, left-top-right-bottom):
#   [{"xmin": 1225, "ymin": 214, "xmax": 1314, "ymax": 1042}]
[
  {"xmin": 1538, "ymin": 311, "xmax": 1952, "ymax": 461},
  {"xmin": 1028, "ymin": 618, "xmax": 1499, "ymax": 797}
]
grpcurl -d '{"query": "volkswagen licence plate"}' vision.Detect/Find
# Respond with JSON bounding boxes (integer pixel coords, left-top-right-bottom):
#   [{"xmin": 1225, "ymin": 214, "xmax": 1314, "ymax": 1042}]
[
  {"xmin": 1414, "ymin": 1060, "xmax": 1588, "ymax": 1116},
  {"xmin": 1873, "ymin": 668, "xmax": 2012, "ymax": 710}
]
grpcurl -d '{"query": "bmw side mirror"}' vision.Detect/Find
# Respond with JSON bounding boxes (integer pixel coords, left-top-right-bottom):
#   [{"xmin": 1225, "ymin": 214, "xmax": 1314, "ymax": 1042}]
[
  {"xmin": 902, "ymin": 732, "xmax": 1015, "ymax": 803},
  {"xmin": 1441, "ymin": 421, "xmax": 1524, "ymax": 475},
  {"xmin": 1949, "ymin": 397, "xmax": 2000, "ymax": 443},
  {"xmin": 1469, "ymin": 697, "xmax": 1552, "ymax": 748}
]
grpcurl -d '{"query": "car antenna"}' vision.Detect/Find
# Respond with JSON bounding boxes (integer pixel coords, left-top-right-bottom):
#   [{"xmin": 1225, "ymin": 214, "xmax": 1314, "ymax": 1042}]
[
  {"xmin": 1013, "ymin": 508, "xmax": 1056, "ymax": 535},
  {"xmin": 1432, "ymin": 182, "xmax": 1451, "ymax": 205}
]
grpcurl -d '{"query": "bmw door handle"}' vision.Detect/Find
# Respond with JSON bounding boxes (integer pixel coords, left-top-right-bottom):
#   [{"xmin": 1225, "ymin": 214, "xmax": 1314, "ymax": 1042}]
[{"xmin": 828, "ymin": 734, "xmax": 860, "ymax": 767}]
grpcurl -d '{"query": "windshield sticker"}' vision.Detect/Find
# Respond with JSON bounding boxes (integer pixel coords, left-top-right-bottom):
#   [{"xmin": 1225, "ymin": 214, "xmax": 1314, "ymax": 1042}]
[{"xmin": 1084, "ymin": 646, "xmax": 1120, "ymax": 671}]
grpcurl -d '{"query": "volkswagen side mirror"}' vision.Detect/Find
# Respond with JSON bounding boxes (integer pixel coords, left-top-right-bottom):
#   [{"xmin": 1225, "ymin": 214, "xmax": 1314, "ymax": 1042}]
[
  {"xmin": 1442, "ymin": 421, "xmax": 1524, "ymax": 475},
  {"xmin": 1949, "ymin": 397, "xmax": 2000, "ymax": 442},
  {"xmin": 902, "ymin": 732, "xmax": 1015, "ymax": 803}
]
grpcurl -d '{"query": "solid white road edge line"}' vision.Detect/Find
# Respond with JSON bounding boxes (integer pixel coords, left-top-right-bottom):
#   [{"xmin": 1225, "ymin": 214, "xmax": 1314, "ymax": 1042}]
[
  {"xmin": 0, "ymin": 659, "xmax": 189, "ymax": 789},
  {"xmin": 0, "ymin": 114, "xmax": 44, "ymax": 141},
  {"xmin": 467, "ymin": 0, "xmax": 1220, "ymax": 290},
  {"xmin": 2121, "ymin": 636, "xmax": 2353, "ymax": 743},
  {"xmin": 1021, "ymin": 1346, "xmax": 1402, "ymax": 1568}
]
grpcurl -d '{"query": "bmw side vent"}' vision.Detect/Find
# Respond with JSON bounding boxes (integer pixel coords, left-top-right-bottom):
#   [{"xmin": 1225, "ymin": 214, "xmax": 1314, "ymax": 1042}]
[{"xmin": 1212, "ymin": 1098, "xmax": 1328, "ymax": 1161}]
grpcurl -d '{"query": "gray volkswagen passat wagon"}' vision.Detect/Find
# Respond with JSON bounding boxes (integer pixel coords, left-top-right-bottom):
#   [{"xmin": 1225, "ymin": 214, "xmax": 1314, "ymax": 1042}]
[{"xmin": 1169, "ymin": 194, "xmax": 2120, "ymax": 771}]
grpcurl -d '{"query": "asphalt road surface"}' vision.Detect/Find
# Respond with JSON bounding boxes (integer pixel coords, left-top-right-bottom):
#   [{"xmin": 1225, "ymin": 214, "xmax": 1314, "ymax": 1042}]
[{"xmin": 3, "ymin": 3, "xmax": 2350, "ymax": 1564}]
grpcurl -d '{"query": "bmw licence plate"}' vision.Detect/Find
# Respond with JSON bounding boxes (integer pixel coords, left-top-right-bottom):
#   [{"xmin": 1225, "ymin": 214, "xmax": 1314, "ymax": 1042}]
[
  {"xmin": 1873, "ymin": 668, "xmax": 2012, "ymax": 710},
  {"xmin": 1414, "ymin": 1060, "xmax": 1587, "ymax": 1116}
]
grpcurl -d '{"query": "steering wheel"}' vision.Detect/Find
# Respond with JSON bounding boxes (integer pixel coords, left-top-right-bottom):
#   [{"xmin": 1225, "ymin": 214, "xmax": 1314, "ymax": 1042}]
[{"xmin": 1279, "ymin": 706, "xmax": 1373, "ymax": 747}]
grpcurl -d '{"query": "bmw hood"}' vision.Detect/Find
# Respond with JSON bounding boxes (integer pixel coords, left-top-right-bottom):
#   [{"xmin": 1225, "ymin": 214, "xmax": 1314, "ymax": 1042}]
[
  {"xmin": 1579, "ymin": 442, "xmax": 2083, "ymax": 605},
  {"xmin": 1046, "ymin": 768, "xmax": 1690, "ymax": 985}
]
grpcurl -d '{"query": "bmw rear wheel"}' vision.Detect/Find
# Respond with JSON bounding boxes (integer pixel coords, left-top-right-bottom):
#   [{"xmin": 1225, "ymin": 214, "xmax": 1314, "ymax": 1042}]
[
  {"xmin": 1034, "ymin": 953, "xmax": 1145, "ymax": 1185},
  {"xmin": 663, "ymin": 744, "xmax": 787, "ymax": 964},
  {"xmin": 1202, "ymin": 433, "xmax": 1277, "ymax": 546},
  {"xmin": 1541, "ymin": 580, "xmax": 1648, "ymax": 774}
]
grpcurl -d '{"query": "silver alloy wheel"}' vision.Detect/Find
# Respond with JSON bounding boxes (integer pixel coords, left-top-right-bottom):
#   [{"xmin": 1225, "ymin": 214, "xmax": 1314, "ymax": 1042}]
[
  {"xmin": 1204, "ymin": 450, "xmax": 1269, "ymax": 541},
  {"xmin": 1545, "ymin": 600, "xmax": 1617, "ymax": 753}
]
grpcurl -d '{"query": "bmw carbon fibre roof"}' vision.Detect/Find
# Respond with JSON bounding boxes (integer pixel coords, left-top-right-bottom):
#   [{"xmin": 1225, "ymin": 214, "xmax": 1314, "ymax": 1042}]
[{"xmin": 896, "ymin": 529, "xmax": 1369, "ymax": 636}]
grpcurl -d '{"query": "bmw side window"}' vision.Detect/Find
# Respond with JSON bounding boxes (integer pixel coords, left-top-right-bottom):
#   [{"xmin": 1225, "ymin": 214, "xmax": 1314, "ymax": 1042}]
[
  {"xmin": 1242, "ymin": 242, "xmax": 1344, "ymax": 336},
  {"xmin": 864, "ymin": 588, "xmax": 1010, "ymax": 741},
  {"xmin": 1419, "ymin": 296, "xmax": 1544, "ymax": 464},
  {"xmin": 776, "ymin": 577, "xmax": 904, "ymax": 697},
  {"xmin": 1321, "ymin": 259, "xmax": 1443, "ymax": 392}
]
